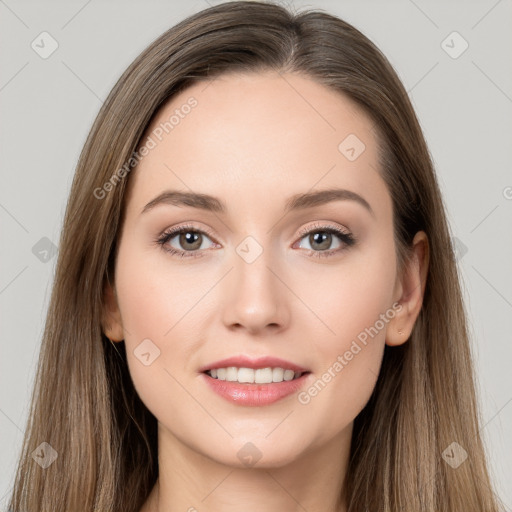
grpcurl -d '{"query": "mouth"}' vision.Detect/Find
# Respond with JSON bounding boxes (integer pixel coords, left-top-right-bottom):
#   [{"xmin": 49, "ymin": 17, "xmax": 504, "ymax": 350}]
[
  {"xmin": 201, "ymin": 368, "xmax": 312, "ymax": 406},
  {"xmin": 199, "ymin": 356, "xmax": 312, "ymax": 406},
  {"xmin": 204, "ymin": 367, "xmax": 309, "ymax": 384}
]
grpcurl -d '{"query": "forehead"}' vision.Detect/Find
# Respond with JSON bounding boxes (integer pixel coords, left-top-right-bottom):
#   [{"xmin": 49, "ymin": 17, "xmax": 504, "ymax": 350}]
[{"xmin": 125, "ymin": 71, "xmax": 389, "ymax": 219}]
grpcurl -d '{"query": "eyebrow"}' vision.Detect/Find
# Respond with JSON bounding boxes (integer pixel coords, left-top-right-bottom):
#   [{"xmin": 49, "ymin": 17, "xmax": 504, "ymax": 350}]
[{"xmin": 141, "ymin": 187, "xmax": 374, "ymax": 217}]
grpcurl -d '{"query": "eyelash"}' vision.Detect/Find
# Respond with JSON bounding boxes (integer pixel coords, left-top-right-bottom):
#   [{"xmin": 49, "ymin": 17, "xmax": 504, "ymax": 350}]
[{"xmin": 155, "ymin": 222, "xmax": 356, "ymax": 260}]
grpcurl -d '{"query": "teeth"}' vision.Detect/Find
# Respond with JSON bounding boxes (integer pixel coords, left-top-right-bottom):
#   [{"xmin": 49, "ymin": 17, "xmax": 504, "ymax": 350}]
[
  {"xmin": 226, "ymin": 367, "xmax": 238, "ymax": 381},
  {"xmin": 272, "ymin": 367, "xmax": 284, "ymax": 382},
  {"xmin": 207, "ymin": 367, "xmax": 303, "ymax": 383},
  {"xmin": 284, "ymin": 369, "xmax": 295, "ymax": 381},
  {"xmin": 256, "ymin": 368, "xmax": 273, "ymax": 383}
]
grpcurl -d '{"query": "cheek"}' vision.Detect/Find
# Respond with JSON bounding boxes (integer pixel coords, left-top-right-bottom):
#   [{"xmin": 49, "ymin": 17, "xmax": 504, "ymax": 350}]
[
  {"xmin": 293, "ymin": 239, "xmax": 396, "ymax": 428},
  {"xmin": 293, "ymin": 232, "xmax": 396, "ymax": 348},
  {"xmin": 115, "ymin": 235, "xmax": 212, "ymax": 345},
  {"xmin": 113, "ymin": 241, "xmax": 210, "ymax": 410}
]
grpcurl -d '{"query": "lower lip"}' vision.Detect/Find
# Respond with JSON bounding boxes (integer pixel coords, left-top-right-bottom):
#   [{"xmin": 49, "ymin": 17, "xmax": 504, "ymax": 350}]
[{"xmin": 201, "ymin": 372, "xmax": 311, "ymax": 406}]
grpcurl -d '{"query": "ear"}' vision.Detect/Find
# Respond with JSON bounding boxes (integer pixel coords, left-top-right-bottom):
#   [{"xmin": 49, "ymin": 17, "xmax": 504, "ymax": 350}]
[
  {"xmin": 101, "ymin": 278, "xmax": 124, "ymax": 342},
  {"xmin": 386, "ymin": 231, "xmax": 429, "ymax": 346}
]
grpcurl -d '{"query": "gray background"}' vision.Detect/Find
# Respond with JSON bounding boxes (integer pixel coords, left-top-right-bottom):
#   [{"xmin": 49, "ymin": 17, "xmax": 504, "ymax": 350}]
[{"xmin": 1, "ymin": 0, "xmax": 511, "ymax": 508}]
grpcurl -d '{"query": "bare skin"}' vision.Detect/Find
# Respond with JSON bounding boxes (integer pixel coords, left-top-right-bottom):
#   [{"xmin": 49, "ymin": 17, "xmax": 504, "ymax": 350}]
[{"xmin": 103, "ymin": 71, "xmax": 429, "ymax": 512}]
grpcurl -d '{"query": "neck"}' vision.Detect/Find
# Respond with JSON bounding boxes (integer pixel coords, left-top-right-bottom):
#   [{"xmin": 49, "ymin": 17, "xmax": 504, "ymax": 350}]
[{"xmin": 141, "ymin": 423, "xmax": 352, "ymax": 512}]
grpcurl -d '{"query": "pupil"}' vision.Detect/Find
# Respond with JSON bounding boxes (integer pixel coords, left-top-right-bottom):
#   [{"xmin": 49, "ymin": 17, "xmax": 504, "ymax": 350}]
[
  {"xmin": 311, "ymin": 232, "xmax": 331, "ymax": 250},
  {"xmin": 181, "ymin": 231, "xmax": 201, "ymax": 250}
]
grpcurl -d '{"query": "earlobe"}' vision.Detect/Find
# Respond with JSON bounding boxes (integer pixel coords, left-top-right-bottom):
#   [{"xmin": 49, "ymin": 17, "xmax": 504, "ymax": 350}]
[
  {"xmin": 102, "ymin": 279, "xmax": 124, "ymax": 342},
  {"xmin": 386, "ymin": 231, "xmax": 429, "ymax": 347}
]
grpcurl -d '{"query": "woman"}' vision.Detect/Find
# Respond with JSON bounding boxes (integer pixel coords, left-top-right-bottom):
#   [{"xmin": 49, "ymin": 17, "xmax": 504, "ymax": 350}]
[{"xmin": 8, "ymin": 1, "xmax": 504, "ymax": 511}]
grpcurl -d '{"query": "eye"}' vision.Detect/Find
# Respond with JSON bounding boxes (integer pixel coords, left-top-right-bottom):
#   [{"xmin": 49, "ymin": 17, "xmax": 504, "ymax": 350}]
[
  {"xmin": 294, "ymin": 222, "xmax": 356, "ymax": 258},
  {"xmin": 156, "ymin": 224, "xmax": 218, "ymax": 259},
  {"xmin": 156, "ymin": 222, "xmax": 356, "ymax": 260}
]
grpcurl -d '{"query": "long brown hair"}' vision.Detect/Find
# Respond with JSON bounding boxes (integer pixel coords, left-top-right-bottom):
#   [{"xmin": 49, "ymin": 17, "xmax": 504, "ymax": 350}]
[{"xmin": 8, "ymin": 1, "xmax": 503, "ymax": 510}]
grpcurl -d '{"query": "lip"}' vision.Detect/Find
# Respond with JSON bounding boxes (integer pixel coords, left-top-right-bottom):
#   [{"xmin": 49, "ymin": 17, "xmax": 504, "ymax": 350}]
[
  {"xmin": 198, "ymin": 355, "xmax": 309, "ymax": 373},
  {"xmin": 200, "ymin": 372, "xmax": 312, "ymax": 406}
]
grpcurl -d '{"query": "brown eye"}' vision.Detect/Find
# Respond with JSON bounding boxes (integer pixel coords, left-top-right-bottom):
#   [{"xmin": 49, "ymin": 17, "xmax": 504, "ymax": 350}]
[
  {"xmin": 157, "ymin": 225, "xmax": 217, "ymax": 259},
  {"xmin": 296, "ymin": 224, "xmax": 355, "ymax": 257},
  {"xmin": 306, "ymin": 231, "xmax": 335, "ymax": 251},
  {"xmin": 177, "ymin": 231, "xmax": 203, "ymax": 251}
]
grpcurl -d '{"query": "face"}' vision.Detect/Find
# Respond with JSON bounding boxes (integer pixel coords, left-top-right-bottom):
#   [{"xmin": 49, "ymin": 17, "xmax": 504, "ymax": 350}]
[{"xmin": 105, "ymin": 71, "xmax": 409, "ymax": 468}]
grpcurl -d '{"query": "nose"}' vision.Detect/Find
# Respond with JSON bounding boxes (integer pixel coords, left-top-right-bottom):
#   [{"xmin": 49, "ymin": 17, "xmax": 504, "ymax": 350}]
[{"xmin": 221, "ymin": 244, "xmax": 290, "ymax": 335}]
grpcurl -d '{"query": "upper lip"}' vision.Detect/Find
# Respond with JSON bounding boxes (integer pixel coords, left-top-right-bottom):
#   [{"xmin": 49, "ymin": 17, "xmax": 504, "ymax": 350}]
[{"xmin": 199, "ymin": 355, "xmax": 309, "ymax": 373}]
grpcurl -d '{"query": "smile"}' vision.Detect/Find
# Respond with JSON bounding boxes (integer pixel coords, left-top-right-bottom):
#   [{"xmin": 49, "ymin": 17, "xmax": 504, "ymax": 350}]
[
  {"xmin": 205, "ymin": 366, "xmax": 306, "ymax": 383},
  {"xmin": 201, "ymin": 369, "xmax": 312, "ymax": 406}
]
